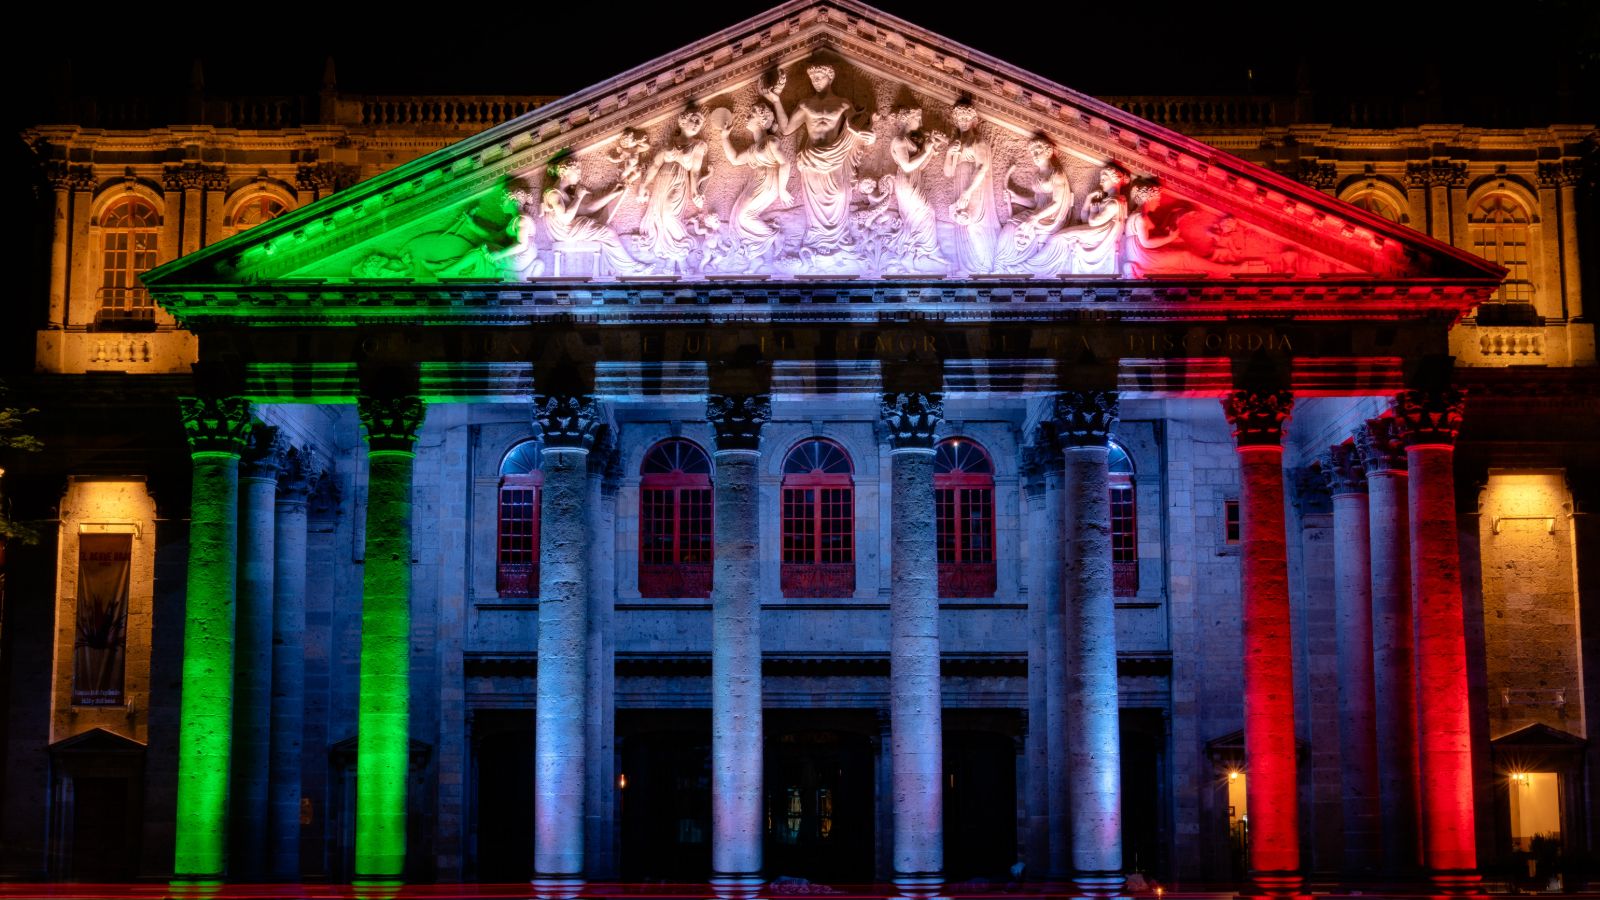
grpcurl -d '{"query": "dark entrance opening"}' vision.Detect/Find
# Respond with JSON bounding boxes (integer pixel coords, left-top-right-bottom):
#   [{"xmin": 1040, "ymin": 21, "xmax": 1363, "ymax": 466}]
[
  {"xmin": 619, "ymin": 712, "xmax": 712, "ymax": 881},
  {"xmin": 944, "ymin": 729, "xmax": 1018, "ymax": 881},
  {"xmin": 1121, "ymin": 708, "xmax": 1170, "ymax": 880},
  {"xmin": 47, "ymin": 728, "xmax": 145, "ymax": 882},
  {"xmin": 470, "ymin": 709, "xmax": 537, "ymax": 882},
  {"xmin": 765, "ymin": 723, "xmax": 874, "ymax": 883}
]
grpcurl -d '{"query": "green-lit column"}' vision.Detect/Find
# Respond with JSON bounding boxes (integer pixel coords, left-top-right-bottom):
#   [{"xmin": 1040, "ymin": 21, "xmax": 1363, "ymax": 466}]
[
  {"xmin": 354, "ymin": 391, "xmax": 427, "ymax": 883},
  {"xmin": 173, "ymin": 395, "xmax": 253, "ymax": 884}
]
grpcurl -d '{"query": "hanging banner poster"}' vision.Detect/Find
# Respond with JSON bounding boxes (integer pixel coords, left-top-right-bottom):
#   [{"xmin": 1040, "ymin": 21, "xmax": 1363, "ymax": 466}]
[{"xmin": 73, "ymin": 533, "xmax": 130, "ymax": 706}]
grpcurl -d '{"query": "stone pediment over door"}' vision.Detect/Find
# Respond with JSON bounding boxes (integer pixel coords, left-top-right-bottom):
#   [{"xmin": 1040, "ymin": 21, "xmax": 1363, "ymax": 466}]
[{"xmin": 144, "ymin": 0, "xmax": 1502, "ymax": 317}]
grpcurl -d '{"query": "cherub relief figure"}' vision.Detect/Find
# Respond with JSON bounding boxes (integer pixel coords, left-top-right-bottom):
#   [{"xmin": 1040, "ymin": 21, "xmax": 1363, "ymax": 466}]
[
  {"xmin": 541, "ymin": 158, "xmax": 650, "ymax": 276},
  {"xmin": 763, "ymin": 63, "xmax": 877, "ymax": 259},
  {"xmin": 635, "ymin": 109, "xmax": 711, "ymax": 274},
  {"xmin": 850, "ymin": 175, "xmax": 902, "ymax": 271},
  {"xmin": 606, "ymin": 128, "xmax": 652, "ymax": 207},
  {"xmin": 714, "ymin": 103, "xmax": 793, "ymax": 270},
  {"xmin": 943, "ymin": 99, "xmax": 999, "ymax": 274}
]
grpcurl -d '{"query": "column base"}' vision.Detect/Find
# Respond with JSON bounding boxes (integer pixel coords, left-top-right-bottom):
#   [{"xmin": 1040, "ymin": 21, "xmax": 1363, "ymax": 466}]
[
  {"xmin": 1429, "ymin": 870, "xmax": 1482, "ymax": 895},
  {"xmin": 892, "ymin": 872, "xmax": 944, "ymax": 899},
  {"xmin": 350, "ymin": 878, "xmax": 406, "ymax": 900},
  {"xmin": 531, "ymin": 873, "xmax": 587, "ymax": 900},
  {"xmin": 1072, "ymin": 871, "xmax": 1126, "ymax": 898},
  {"xmin": 166, "ymin": 879, "xmax": 224, "ymax": 900},
  {"xmin": 710, "ymin": 872, "xmax": 765, "ymax": 900},
  {"xmin": 1250, "ymin": 871, "xmax": 1304, "ymax": 898}
]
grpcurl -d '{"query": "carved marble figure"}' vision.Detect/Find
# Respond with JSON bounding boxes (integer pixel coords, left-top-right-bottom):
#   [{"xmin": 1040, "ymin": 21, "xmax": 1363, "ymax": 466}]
[
  {"xmin": 763, "ymin": 64, "xmax": 877, "ymax": 260},
  {"xmin": 993, "ymin": 137, "xmax": 1072, "ymax": 272},
  {"xmin": 497, "ymin": 189, "xmax": 548, "ymax": 279},
  {"xmin": 943, "ymin": 99, "xmax": 999, "ymax": 274},
  {"xmin": 716, "ymin": 103, "xmax": 793, "ymax": 269},
  {"xmin": 635, "ymin": 109, "xmax": 710, "ymax": 274},
  {"xmin": 850, "ymin": 175, "xmax": 903, "ymax": 271},
  {"xmin": 540, "ymin": 159, "xmax": 650, "ymax": 276},
  {"xmin": 607, "ymin": 128, "xmax": 653, "ymax": 205},
  {"xmin": 883, "ymin": 105, "xmax": 949, "ymax": 271},
  {"xmin": 1028, "ymin": 163, "xmax": 1130, "ymax": 276}
]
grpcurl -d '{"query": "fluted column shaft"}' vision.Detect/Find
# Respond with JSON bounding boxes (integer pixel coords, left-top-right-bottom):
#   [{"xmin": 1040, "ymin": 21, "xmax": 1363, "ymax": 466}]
[
  {"xmin": 534, "ymin": 395, "xmax": 597, "ymax": 888},
  {"xmin": 883, "ymin": 392, "xmax": 943, "ymax": 893},
  {"xmin": 1356, "ymin": 418, "xmax": 1420, "ymax": 874},
  {"xmin": 231, "ymin": 427, "xmax": 284, "ymax": 880},
  {"xmin": 172, "ymin": 395, "xmax": 253, "ymax": 882},
  {"xmin": 1223, "ymin": 390, "xmax": 1301, "ymax": 896},
  {"xmin": 1056, "ymin": 392, "xmax": 1123, "ymax": 894},
  {"xmin": 354, "ymin": 393, "xmax": 425, "ymax": 881},
  {"xmin": 709, "ymin": 395, "xmax": 769, "ymax": 897},
  {"xmin": 1396, "ymin": 390, "xmax": 1478, "ymax": 890},
  {"xmin": 1323, "ymin": 444, "xmax": 1379, "ymax": 875},
  {"xmin": 268, "ymin": 451, "xmax": 314, "ymax": 880}
]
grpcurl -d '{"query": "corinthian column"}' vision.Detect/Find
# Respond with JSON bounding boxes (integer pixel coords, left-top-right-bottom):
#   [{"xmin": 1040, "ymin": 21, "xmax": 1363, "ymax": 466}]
[
  {"xmin": 268, "ymin": 448, "xmax": 316, "ymax": 880},
  {"xmin": 1222, "ymin": 389, "xmax": 1301, "ymax": 897},
  {"xmin": 1394, "ymin": 388, "xmax": 1479, "ymax": 893},
  {"xmin": 231, "ymin": 425, "xmax": 286, "ymax": 881},
  {"xmin": 881, "ymin": 391, "xmax": 944, "ymax": 896},
  {"xmin": 707, "ymin": 394, "xmax": 770, "ymax": 900},
  {"xmin": 533, "ymin": 394, "xmax": 598, "ymax": 894},
  {"xmin": 1355, "ymin": 417, "xmax": 1419, "ymax": 875},
  {"xmin": 354, "ymin": 389, "xmax": 426, "ymax": 882},
  {"xmin": 172, "ymin": 394, "xmax": 253, "ymax": 884},
  {"xmin": 1321, "ymin": 443, "xmax": 1379, "ymax": 876},
  {"xmin": 1024, "ymin": 424, "xmax": 1069, "ymax": 878},
  {"xmin": 1055, "ymin": 391, "xmax": 1124, "ymax": 896}
]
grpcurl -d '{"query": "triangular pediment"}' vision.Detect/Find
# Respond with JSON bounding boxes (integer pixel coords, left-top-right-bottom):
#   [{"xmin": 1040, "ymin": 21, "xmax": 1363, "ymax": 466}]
[{"xmin": 144, "ymin": 0, "xmax": 1502, "ymax": 301}]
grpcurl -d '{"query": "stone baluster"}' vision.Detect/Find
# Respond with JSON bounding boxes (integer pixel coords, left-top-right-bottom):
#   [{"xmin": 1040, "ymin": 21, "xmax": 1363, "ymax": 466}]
[
  {"xmin": 1321, "ymin": 443, "xmax": 1380, "ymax": 875},
  {"xmin": 533, "ymin": 393, "xmax": 599, "ymax": 895},
  {"xmin": 1056, "ymin": 391, "xmax": 1125, "ymax": 896},
  {"xmin": 1354, "ymin": 416, "xmax": 1421, "ymax": 874},
  {"xmin": 268, "ymin": 448, "xmax": 316, "ymax": 880},
  {"xmin": 353, "ymin": 389, "xmax": 427, "ymax": 881},
  {"xmin": 231, "ymin": 425, "xmax": 287, "ymax": 880},
  {"xmin": 1221, "ymin": 389, "xmax": 1301, "ymax": 897},
  {"xmin": 1394, "ymin": 388, "xmax": 1479, "ymax": 893},
  {"xmin": 707, "ymin": 394, "xmax": 771, "ymax": 900},
  {"xmin": 881, "ymin": 390, "xmax": 944, "ymax": 897},
  {"xmin": 172, "ymin": 393, "xmax": 253, "ymax": 884}
]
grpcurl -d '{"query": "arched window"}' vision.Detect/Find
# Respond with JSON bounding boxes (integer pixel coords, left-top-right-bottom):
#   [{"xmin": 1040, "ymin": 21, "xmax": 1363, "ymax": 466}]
[
  {"xmin": 1348, "ymin": 192, "xmax": 1402, "ymax": 223},
  {"xmin": 781, "ymin": 439, "xmax": 855, "ymax": 598},
  {"xmin": 230, "ymin": 194, "xmax": 288, "ymax": 231},
  {"xmin": 497, "ymin": 440, "xmax": 542, "ymax": 598},
  {"xmin": 97, "ymin": 197, "xmax": 159, "ymax": 329},
  {"xmin": 934, "ymin": 438, "xmax": 996, "ymax": 598},
  {"xmin": 639, "ymin": 439, "xmax": 713, "ymax": 598},
  {"xmin": 1470, "ymin": 195, "xmax": 1534, "ymax": 304},
  {"xmin": 1109, "ymin": 440, "xmax": 1137, "ymax": 597}
]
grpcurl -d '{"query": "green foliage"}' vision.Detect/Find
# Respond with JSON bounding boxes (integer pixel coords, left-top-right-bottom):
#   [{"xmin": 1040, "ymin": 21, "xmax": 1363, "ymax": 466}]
[{"xmin": 0, "ymin": 384, "xmax": 43, "ymax": 544}]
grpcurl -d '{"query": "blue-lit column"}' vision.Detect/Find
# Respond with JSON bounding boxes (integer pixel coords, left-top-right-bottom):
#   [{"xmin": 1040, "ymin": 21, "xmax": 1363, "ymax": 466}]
[
  {"xmin": 1025, "ymin": 423, "xmax": 1070, "ymax": 878},
  {"xmin": 708, "ymin": 394, "xmax": 771, "ymax": 900},
  {"xmin": 882, "ymin": 391, "xmax": 944, "ymax": 897},
  {"xmin": 268, "ymin": 448, "xmax": 316, "ymax": 880},
  {"xmin": 533, "ymin": 394, "xmax": 599, "ymax": 896},
  {"xmin": 1055, "ymin": 391, "xmax": 1124, "ymax": 897}
]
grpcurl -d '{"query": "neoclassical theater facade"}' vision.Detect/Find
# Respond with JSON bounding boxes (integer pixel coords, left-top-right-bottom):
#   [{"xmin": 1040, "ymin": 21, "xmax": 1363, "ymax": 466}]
[{"xmin": 5, "ymin": 0, "xmax": 1597, "ymax": 892}]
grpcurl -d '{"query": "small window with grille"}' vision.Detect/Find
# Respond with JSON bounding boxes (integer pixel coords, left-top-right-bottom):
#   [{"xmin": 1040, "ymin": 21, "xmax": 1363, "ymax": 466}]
[
  {"xmin": 934, "ymin": 438, "xmax": 996, "ymax": 598},
  {"xmin": 638, "ymin": 439, "xmax": 713, "ymax": 598},
  {"xmin": 780, "ymin": 439, "xmax": 855, "ymax": 598},
  {"xmin": 1109, "ymin": 440, "xmax": 1138, "ymax": 597},
  {"xmin": 1224, "ymin": 498, "xmax": 1242, "ymax": 545},
  {"xmin": 497, "ymin": 440, "xmax": 542, "ymax": 598}
]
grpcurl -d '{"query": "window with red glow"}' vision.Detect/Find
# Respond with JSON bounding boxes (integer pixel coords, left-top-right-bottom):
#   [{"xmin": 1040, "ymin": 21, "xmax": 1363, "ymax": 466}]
[
  {"xmin": 1109, "ymin": 440, "xmax": 1138, "ymax": 597},
  {"xmin": 781, "ymin": 439, "xmax": 855, "ymax": 598},
  {"xmin": 934, "ymin": 439, "xmax": 995, "ymax": 598},
  {"xmin": 1470, "ymin": 195, "xmax": 1533, "ymax": 304},
  {"xmin": 1224, "ymin": 499, "xmax": 1242, "ymax": 545},
  {"xmin": 231, "ymin": 194, "xmax": 288, "ymax": 231},
  {"xmin": 497, "ymin": 440, "xmax": 542, "ymax": 598},
  {"xmin": 638, "ymin": 439, "xmax": 713, "ymax": 598},
  {"xmin": 98, "ymin": 198, "xmax": 159, "ymax": 328}
]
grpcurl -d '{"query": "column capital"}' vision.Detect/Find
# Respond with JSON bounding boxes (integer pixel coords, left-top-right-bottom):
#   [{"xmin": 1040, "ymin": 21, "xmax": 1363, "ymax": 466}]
[
  {"xmin": 163, "ymin": 162, "xmax": 227, "ymax": 192},
  {"xmin": 358, "ymin": 392, "xmax": 425, "ymax": 454},
  {"xmin": 47, "ymin": 162, "xmax": 96, "ymax": 192},
  {"xmin": 707, "ymin": 394, "xmax": 771, "ymax": 454},
  {"xmin": 1393, "ymin": 388, "xmax": 1465, "ymax": 448},
  {"xmin": 1052, "ymin": 390, "xmax": 1119, "ymax": 447},
  {"xmin": 240, "ymin": 424, "xmax": 289, "ymax": 481},
  {"xmin": 1537, "ymin": 160, "xmax": 1583, "ymax": 188},
  {"xmin": 276, "ymin": 446, "xmax": 318, "ymax": 501},
  {"xmin": 535, "ymin": 393, "xmax": 599, "ymax": 452},
  {"xmin": 178, "ymin": 395, "xmax": 253, "ymax": 456},
  {"xmin": 1354, "ymin": 418, "xmax": 1407, "ymax": 474},
  {"xmin": 1222, "ymin": 389, "xmax": 1293, "ymax": 447},
  {"xmin": 880, "ymin": 391, "xmax": 943, "ymax": 451},
  {"xmin": 1320, "ymin": 443, "xmax": 1367, "ymax": 495}
]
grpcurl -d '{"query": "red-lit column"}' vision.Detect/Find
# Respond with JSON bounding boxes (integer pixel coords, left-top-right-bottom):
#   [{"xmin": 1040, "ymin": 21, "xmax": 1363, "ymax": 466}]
[
  {"xmin": 1321, "ymin": 443, "xmax": 1380, "ymax": 876},
  {"xmin": 1222, "ymin": 389, "xmax": 1300, "ymax": 897},
  {"xmin": 1355, "ymin": 417, "xmax": 1421, "ymax": 875},
  {"xmin": 1394, "ymin": 389, "xmax": 1478, "ymax": 892}
]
